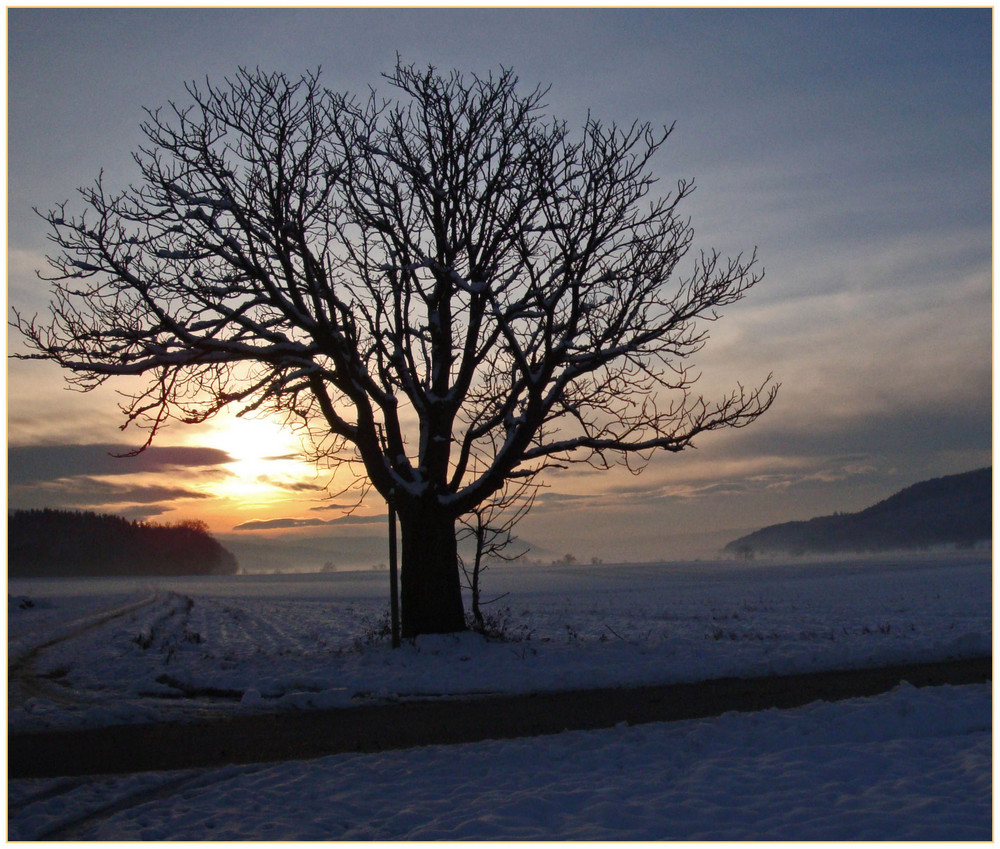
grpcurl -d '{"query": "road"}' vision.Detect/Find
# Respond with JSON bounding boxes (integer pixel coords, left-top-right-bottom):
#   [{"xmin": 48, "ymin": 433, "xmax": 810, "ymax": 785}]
[{"xmin": 9, "ymin": 655, "xmax": 991, "ymax": 779}]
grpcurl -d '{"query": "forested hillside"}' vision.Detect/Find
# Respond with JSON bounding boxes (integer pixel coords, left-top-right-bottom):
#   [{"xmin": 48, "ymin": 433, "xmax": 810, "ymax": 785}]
[
  {"xmin": 725, "ymin": 468, "xmax": 991, "ymax": 558},
  {"xmin": 9, "ymin": 509, "xmax": 239, "ymax": 577}
]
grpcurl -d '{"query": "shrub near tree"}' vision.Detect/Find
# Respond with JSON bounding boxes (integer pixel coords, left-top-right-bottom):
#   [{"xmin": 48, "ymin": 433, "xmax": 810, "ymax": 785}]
[{"xmin": 13, "ymin": 62, "xmax": 776, "ymax": 636}]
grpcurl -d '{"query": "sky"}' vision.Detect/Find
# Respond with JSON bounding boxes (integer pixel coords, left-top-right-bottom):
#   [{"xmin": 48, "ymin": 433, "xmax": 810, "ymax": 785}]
[{"xmin": 6, "ymin": 7, "xmax": 993, "ymax": 569}]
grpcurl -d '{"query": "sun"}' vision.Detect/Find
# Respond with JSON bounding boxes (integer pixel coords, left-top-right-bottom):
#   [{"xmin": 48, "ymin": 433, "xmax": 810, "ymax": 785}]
[
  {"xmin": 198, "ymin": 415, "xmax": 315, "ymax": 501},
  {"xmin": 219, "ymin": 417, "xmax": 295, "ymax": 463}
]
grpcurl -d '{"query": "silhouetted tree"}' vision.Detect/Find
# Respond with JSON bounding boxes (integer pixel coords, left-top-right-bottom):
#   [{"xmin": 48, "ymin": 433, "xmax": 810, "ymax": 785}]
[
  {"xmin": 13, "ymin": 62, "xmax": 776, "ymax": 636},
  {"xmin": 458, "ymin": 474, "xmax": 538, "ymax": 628}
]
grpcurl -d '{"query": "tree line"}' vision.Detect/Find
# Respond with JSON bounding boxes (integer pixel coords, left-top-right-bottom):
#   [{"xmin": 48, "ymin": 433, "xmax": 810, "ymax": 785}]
[{"xmin": 8, "ymin": 509, "xmax": 239, "ymax": 577}]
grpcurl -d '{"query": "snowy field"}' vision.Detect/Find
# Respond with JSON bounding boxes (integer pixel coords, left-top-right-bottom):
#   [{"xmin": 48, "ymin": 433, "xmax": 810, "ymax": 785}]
[{"xmin": 7, "ymin": 553, "xmax": 994, "ymax": 840}]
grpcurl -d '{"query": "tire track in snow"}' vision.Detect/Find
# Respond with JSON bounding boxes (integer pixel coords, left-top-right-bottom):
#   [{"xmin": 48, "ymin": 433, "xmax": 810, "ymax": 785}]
[
  {"xmin": 14, "ymin": 769, "xmax": 208, "ymax": 841},
  {"xmin": 8, "ymin": 594, "xmax": 159, "ymax": 712},
  {"xmin": 10, "ymin": 592, "xmax": 250, "ymax": 729}
]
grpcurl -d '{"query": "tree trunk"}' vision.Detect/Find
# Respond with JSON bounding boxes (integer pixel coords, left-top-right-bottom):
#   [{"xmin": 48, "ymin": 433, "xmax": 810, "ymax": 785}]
[
  {"xmin": 470, "ymin": 527, "xmax": 485, "ymax": 628},
  {"xmin": 397, "ymin": 499, "xmax": 466, "ymax": 638}
]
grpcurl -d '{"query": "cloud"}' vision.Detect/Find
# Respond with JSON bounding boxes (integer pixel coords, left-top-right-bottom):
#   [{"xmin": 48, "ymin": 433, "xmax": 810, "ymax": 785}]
[
  {"xmin": 232, "ymin": 518, "xmax": 330, "ymax": 531},
  {"xmin": 326, "ymin": 514, "xmax": 387, "ymax": 525},
  {"xmin": 8, "ymin": 443, "xmax": 234, "ymax": 485},
  {"xmin": 255, "ymin": 475, "xmax": 325, "ymax": 493},
  {"xmin": 10, "ymin": 477, "xmax": 210, "ymax": 503},
  {"xmin": 115, "ymin": 504, "xmax": 177, "ymax": 523},
  {"xmin": 534, "ymin": 492, "xmax": 594, "ymax": 503},
  {"xmin": 66, "ymin": 478, "xmax": 212, "ymax": 504},
  {"xmin": 531, "ymin": 492, "xmax": 597, "ymax": 510},
  {"xmin": 309, "ymin": 502, "xmax": 368, "ymax": 513},
  {"xmin": 706, "ymin": 401, "xmax": 992, "ymax": 473},
  {"xmin": 232, "ymin": 513, "xmax": 388, "ymax": 532},
  {"xmin": 7, "ymin": 476, "xmax": 211, "ymax": 516}
]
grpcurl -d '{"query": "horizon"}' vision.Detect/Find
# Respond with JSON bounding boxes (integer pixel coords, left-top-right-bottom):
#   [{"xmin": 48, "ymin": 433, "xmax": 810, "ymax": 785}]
[
  {"xmin": 6, "ymin": 8, "xmax": 992, "ymax": 569},
  {"xmin": 8, "ymin": 464, "xmax": 990, "ymax": 575}
]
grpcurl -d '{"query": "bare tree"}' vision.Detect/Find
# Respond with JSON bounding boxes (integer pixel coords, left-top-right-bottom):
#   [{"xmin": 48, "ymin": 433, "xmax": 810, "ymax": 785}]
[
  {"xmin": 13, "ymin": 62, "xmax": 777, "ymax": 637},
  {"xmin": 457, "ymin": 474, "xmax": 538, "ymax": 629}
]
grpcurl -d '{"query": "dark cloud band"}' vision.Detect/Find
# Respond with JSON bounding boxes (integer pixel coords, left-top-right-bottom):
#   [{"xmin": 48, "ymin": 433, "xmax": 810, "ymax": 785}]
[{"xmin": 8, "ymin": 443, "xmax": 234, "ymax": 485}]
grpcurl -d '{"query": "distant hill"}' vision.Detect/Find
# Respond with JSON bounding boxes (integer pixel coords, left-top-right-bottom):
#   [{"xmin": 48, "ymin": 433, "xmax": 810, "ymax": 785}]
[
  {"xmin": 9, "ymin": 509, "xmax": 239, "ymax": 578},
  {"xmin": 724, "ymin": 468, "xmax": 991, "ymax": 558}
]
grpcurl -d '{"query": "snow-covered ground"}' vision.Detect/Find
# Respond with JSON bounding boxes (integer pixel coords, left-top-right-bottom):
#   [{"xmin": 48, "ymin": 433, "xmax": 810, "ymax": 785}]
[{"xmin": 7, "ymin": 553, "xmax": 993, "ymax": 840}]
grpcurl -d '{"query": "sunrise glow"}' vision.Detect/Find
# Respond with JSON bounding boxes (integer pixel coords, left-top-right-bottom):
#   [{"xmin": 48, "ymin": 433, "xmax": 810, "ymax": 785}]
[{"xmin": 199, "ymin": 416, "xmax": 316, "ymax": 502}]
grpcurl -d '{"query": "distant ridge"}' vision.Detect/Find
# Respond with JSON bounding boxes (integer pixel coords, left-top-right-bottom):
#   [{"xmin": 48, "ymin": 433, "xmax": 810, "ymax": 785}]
[{"xmin": 724, "ymin": 468, "xmax": 991, "ymax": 558}]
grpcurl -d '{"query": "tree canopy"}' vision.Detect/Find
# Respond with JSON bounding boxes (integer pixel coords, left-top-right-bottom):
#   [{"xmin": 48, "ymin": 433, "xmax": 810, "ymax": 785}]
[{"xmin": 14, "ymin": 62, "xmax": 777, "ymax": 635}]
